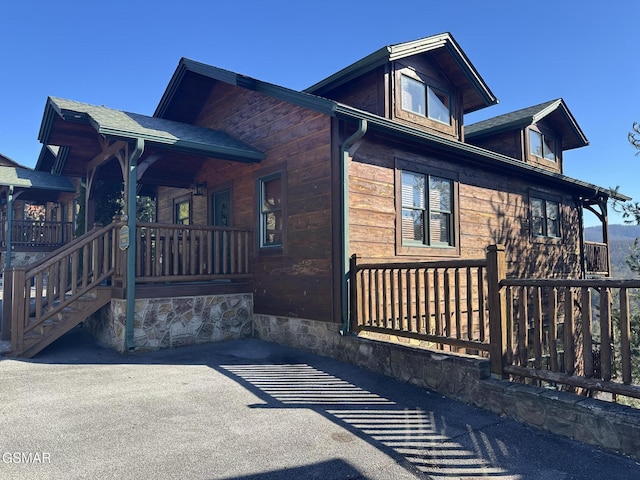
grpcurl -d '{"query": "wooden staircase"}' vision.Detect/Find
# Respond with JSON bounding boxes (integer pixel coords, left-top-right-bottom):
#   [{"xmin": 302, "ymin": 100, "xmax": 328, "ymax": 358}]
[
  {"xmin": 16, "ymin": 287, "xmax": 112, "ymax": 358},
  {"xmin": 4, "ymin": 221, "xmax": 123, "ymax": 358}
]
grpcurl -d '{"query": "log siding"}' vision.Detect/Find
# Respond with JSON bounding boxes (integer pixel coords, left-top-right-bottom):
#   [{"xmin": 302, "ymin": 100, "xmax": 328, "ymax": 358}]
[
  {"xmin": 348, "ymin": 138, "xmax": 582, "ymax": 279},
  {"xmin": 192, "ymin": 84, "xmax": 336, "ymax": 322}
]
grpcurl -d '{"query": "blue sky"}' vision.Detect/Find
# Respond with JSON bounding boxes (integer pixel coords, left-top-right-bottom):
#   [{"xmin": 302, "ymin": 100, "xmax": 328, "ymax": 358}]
[{"xmin": 1, "ymin": 0, "xmax": 638, "ymax": 227}]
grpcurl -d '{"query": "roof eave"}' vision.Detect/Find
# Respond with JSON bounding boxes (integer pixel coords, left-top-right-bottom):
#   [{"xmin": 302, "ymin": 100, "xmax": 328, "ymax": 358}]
[
  {"xmin": 333, "ymin": 104, "xmax": 628, "ymax": 202},
  {"xmin": 0, "ymin": 166, "xmax": 76, "ymax": 192},
  {"xmin": 304, "ymin": 46, "xmax": 391, "ymax": 96},
  {"xmin": 157, "ymin": 58, "xmax": 338, "ymax": 121}
]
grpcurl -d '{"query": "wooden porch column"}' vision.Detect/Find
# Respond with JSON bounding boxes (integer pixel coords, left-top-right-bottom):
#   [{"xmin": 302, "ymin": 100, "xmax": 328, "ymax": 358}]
[
  {"xmin": 123, "ymin": 139, "xmax": 145, "ymax": 350},
  {"xmin": 486, "ymin": 244, "xmax": 508, "ymax": 379}
]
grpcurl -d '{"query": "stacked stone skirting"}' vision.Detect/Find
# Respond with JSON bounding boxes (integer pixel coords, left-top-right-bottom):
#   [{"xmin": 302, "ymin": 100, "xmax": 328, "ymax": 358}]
[
  {"xmin": 253, "ymin": 314, "xmax": 640, "ymax": 460},
  {"xmin": 84, "ymin": 294, "xmax": 252, "ymax": 353},
  {"xmin": 1, "ymin": 251, "xmax": 48, "ymax": 268}
]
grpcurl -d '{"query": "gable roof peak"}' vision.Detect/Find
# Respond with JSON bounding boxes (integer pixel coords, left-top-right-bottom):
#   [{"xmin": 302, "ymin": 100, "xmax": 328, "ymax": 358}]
[
  {"xmin": 465, "ymin": 98, "xmax": 588, "ymax": 150},
  {"xmin": 305, "ymin": 32, "xmax": 497, "ymax": 114}
]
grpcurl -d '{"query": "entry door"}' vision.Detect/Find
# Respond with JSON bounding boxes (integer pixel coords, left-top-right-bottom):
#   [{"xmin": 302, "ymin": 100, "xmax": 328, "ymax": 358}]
[
  {"xmin": 212, "ymin": 189, "xmax": 231, "ymax": 227},
  {"xmin": 212, "ymin": 189, "xmax": 231, "ymax": 273}
]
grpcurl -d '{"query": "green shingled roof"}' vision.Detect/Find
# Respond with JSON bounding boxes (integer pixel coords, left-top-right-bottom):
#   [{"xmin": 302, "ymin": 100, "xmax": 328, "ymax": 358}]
[
  {"xmin": 42, "ymin": 97, "xmax": 264, "ymax": 163},
  {"xmin": 465, "ymin": 99, "xmax": 588, "ymax": 150},
  {"xmin": 0, "ymin": 166, "xmax": 75, "ymax": 191}
]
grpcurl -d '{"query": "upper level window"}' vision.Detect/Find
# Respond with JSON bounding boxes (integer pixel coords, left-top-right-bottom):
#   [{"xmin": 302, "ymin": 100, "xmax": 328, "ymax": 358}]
[
  {"xmin": 401, "ymin": 170, "xmax": 455, "ymax": 247},
  {"xmin": 259, "ymin": 174, "xmax": 283, "ymax": 248},
  {"xmin": 401, "ymin": 75, "xmax": 451, "ymax": 125},
  {"xmin": 531, "ymin": 196, "xmax": 560, "ymax": 238},
  {"xmin": 529, "ymin": 130, "xmax": 556, "ymax": 162}
]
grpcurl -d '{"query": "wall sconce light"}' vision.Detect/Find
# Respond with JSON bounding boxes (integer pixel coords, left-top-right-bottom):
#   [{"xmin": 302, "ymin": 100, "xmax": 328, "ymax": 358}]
[{"xmin": 193, "ymin": 181, "xmax": 207, "ymax": 196}]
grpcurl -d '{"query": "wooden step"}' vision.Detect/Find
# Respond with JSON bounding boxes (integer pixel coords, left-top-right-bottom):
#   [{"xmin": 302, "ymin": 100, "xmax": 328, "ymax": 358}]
[{"xmin": 12, "ymin": 286, "xmax": 112, "ymax": 358}]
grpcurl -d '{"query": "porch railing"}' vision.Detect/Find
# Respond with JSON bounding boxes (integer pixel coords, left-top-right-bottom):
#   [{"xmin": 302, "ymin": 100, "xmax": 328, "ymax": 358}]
[
  {"xmin": 350, "ymin": 245, "xmax": 640, "ymax": 402},
  {"xmin": 0, "ymin": 220, "xmax": 74, "ymax": 248},
  {"xmin": 134, "ymin": 223, "xmax": 252, "ymax": 282},
  {"xmin": 584, "ymin": 240, "xmax": 609, "ymax": 275}
]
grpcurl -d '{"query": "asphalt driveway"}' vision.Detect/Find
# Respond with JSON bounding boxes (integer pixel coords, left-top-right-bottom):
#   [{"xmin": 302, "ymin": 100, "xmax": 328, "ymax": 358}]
[{"xmin": 1, "ymin": 327, "xmax": 639, "ymax": 480}]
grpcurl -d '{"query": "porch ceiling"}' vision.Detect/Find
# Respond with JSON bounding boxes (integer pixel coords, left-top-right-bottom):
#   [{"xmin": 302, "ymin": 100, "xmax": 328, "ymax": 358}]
[{"xmin": 37, "ymin": 97, "xmax": 264, "ymax": 187}]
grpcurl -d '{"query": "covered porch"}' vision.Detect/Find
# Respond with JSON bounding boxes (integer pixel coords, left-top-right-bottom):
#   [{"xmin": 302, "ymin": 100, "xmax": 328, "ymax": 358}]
[
  {"xmin": 3, "ymin": 97, "xmax": 264, "ymax": 355},
  {"xmin": 0, "ymin": 165, "xmax": 76, "ymax": 268}
]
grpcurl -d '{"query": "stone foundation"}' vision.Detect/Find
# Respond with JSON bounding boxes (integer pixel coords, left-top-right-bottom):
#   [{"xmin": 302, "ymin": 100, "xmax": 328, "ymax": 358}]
[
  {"xmin": 85, "ymin": 294, "xmax": 253, "ymax": 353},
  {"xmin": 1, "ymin": 251, "xmax": 48, "ymax": 268},
  {"xmin": 253, "ymin": 314, "xmax": 640, "ymax": 460}
]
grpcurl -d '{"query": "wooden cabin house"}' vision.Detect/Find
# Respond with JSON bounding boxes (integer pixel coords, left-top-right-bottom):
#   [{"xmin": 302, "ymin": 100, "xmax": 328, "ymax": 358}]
[{"xmin": 4, "ymin": 32, "xmax": 629, "ymax": 358}]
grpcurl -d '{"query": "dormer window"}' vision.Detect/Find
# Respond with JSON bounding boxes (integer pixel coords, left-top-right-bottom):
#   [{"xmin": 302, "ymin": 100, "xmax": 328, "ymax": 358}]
[
  {"xmin": 529, "ymin": 129, "xmax": 556, "ymax": 162},
  {"xmin": 400, "ymin": 75, "xmax": 451, "ymax": 125}
]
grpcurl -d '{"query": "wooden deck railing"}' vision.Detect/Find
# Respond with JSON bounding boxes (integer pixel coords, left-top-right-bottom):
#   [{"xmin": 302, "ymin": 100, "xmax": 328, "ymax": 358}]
[
  {"xmin": 350, "ymin": 255, "xmax": 491, "ymax": 353},
  {"xmin": 501, "ymin": 277, "xmax": 640, "ymax": 400},
  {"xmin": 350, "ymin": 245, "xmax": 640, "ymax": 402},
  {"xmin": 0, "ymin": 220, "xmax": 74, "ymax": 247},
  {"xmin": 134, "ymin": 223, "xmax": 252, "ymax": 282},
  {"xmin": 584, "ymin": 241, "xmax": 609, "ymax": 275}
]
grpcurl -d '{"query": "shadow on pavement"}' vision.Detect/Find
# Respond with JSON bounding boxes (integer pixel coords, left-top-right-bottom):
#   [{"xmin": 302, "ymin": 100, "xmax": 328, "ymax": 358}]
[{"xmin": 4, "ymin": 326, "xmax": 640, "ymax": 480}]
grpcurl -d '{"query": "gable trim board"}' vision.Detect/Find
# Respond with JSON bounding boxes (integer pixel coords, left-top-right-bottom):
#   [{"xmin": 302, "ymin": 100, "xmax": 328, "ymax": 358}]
[{"xmin": 304, "ymin": 32, "xmax": 498, "ymax": 114}]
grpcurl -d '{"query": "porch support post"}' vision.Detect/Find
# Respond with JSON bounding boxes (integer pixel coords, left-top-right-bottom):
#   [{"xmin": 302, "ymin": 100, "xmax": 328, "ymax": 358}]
[
  {"xmin": 125, "ymin": 138, "xmax": 144, "ymax": 350},
  {"xmin": 487, "ymin": 244, "xmax": 508, "ymax": 379}
]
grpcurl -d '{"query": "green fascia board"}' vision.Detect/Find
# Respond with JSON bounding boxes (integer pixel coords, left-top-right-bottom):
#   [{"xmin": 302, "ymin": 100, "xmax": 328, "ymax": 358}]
[
  {"xmin": 303, "ymin": 46, "xmax": 391, "ymax": 96},
  {"xmin": 332, "ymin": 104, "xmax": 629, "ymax": 202},
  {"xmin": 155, "ymin": 58, "xmax": 338, "ymax": 120}
]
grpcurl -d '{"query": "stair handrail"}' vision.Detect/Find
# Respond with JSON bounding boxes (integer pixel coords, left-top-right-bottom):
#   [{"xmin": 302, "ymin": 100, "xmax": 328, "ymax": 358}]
[
  {"xmin": 21, "ymin": 220, "xmax": 125, "ymax": 274},
  {"xmin": 9, "ymin": 220, "xmax": 125, "ymax": 355}
]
